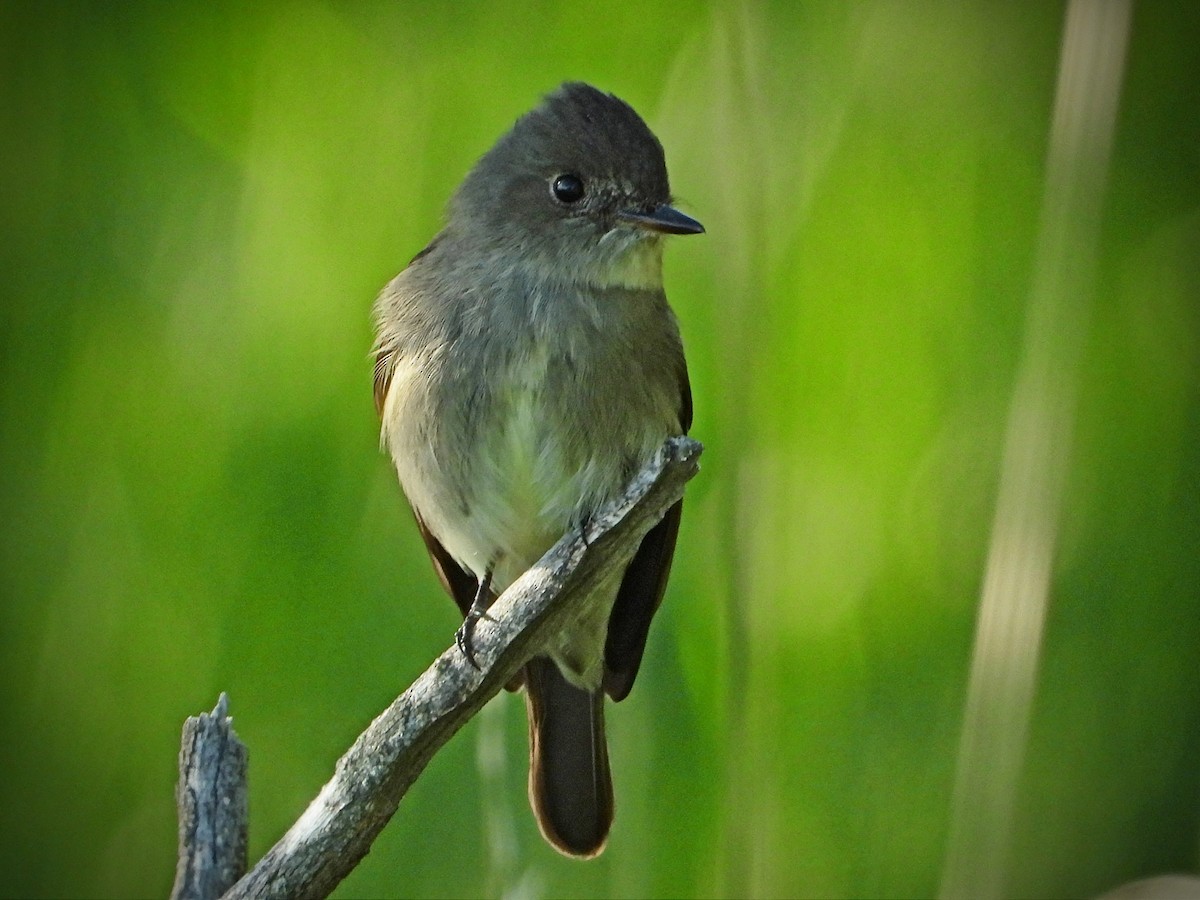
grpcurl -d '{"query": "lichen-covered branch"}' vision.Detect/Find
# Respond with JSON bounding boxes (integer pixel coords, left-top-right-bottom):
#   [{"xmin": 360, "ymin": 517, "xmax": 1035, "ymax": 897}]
[
  {"xmin": 171, "ymin": 693, "xmax": 249, "ymax": 900},
  {"xmin": 171, "ymin": 436, "xmax": 702, "ymax": 900}
]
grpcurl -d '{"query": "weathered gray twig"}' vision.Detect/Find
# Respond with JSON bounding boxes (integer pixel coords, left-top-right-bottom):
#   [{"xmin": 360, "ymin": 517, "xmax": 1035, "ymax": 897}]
[
  {"xmin": 172, "ymin": 435, "xmax": 701, "ymax": 900},
  {"xmin": 171, "ymin": 693, "xmax": 249, "ymax": 900}
]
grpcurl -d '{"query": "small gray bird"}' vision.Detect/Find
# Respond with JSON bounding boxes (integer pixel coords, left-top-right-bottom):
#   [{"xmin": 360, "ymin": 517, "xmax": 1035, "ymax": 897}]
[{"xmin": 372, "ymin": 82, "xmax": 702, "ymax": 858}]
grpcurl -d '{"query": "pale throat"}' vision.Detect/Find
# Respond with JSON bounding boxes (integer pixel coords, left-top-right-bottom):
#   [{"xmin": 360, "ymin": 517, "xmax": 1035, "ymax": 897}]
[{"xmin": 587, "ymin": 234, "xmax": 665, "ymax": 291}]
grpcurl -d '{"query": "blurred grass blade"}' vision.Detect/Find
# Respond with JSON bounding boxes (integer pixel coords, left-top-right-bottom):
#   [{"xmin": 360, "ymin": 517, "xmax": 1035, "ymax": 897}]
[{"xmin": 938, "ymin": 2, "xmax": 1132, "ymax": 898}]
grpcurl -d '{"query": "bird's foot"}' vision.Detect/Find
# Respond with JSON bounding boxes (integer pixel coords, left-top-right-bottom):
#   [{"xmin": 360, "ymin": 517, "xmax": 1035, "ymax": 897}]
[{"xmin": 456, "ymin": 569, "xmax": 496, "ymax": 670}]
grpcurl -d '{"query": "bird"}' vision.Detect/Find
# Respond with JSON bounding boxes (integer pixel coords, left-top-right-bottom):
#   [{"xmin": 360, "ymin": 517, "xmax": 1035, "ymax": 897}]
[{"xmin": 371, "ymin": 81, "xmax": 702, "ymax": 858}]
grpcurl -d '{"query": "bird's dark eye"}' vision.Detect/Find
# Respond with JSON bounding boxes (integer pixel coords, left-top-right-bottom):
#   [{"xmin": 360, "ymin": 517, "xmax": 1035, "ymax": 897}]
[{"xmin": 551, "ymin": 174, "xmax": 585, "ymax": 204}]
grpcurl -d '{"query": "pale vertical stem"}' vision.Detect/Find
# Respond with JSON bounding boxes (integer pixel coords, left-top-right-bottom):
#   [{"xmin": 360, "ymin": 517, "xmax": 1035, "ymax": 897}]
[
  {"xmin": 476, "ymin": 694, "xmax": 521, "ymax": 899},
  {"xmin": 938, "ymin": 3, "xmax": 1132, "ymax": 899}
]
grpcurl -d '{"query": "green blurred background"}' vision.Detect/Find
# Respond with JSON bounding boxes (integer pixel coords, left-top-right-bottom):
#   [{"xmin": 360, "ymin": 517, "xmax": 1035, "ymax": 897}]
[{"xmin": 2, "ymin": 2, "xmax": 1197, "ymax": 898}]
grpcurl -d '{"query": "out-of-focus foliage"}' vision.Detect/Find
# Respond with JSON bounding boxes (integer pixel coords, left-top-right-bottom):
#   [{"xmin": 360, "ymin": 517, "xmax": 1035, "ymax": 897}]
[{"xmin": 1, "ymin": 3, "xmax": 1197, "ymax": 898}]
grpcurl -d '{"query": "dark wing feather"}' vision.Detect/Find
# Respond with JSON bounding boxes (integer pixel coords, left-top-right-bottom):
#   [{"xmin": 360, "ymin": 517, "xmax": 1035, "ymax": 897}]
[
  {"xmin": 413, "ymin": 512, "xmax": 477, "ymax": 618},
  {"xmin": 602, "ymin": 363, "xmax": 691, "ymax": 701},
  {"xmin": 678, "ymin": 356, "xmax": 693, "ymax": 432},
  {"xmin": 602, "ymin": 499, "xmax": 683, "ymax": 701},
  {"xmin": 372, "ymin": 346, "xmax": 394, "ymax": 417},
  {"xmin": 373, "ymin": 343, "xmax": 473, "ymax": 614},
  {"xmin": 373, "ymin": 237, "xmax": 442, "ymax": 416}
]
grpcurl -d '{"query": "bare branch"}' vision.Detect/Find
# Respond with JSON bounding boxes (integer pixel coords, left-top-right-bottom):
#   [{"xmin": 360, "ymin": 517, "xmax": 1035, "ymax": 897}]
[
  {"xmin": 172, "ymin": 693, "xmax": 249, "ymax": 900},
  {"xmin": 200, "ymin": 435, "xmax": 702, "ymax": 900}
]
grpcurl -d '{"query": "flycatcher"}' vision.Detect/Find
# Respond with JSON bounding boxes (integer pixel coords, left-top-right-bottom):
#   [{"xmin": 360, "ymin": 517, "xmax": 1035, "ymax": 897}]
[{"xmin": 372, "ymin": 82, "xmax": 702, "ymax": 858}]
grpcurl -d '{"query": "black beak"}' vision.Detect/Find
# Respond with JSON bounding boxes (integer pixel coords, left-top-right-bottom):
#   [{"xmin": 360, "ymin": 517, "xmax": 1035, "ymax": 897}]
[{"xmin": 618, "ymin": 203, "xmax": 705, "ymax": 236}]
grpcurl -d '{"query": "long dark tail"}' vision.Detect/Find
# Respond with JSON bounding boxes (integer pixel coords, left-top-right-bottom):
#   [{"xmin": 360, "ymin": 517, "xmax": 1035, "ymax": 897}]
[{"xmin": 524, "ymin": 656, "xmax": 613, "ymax": 858}]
